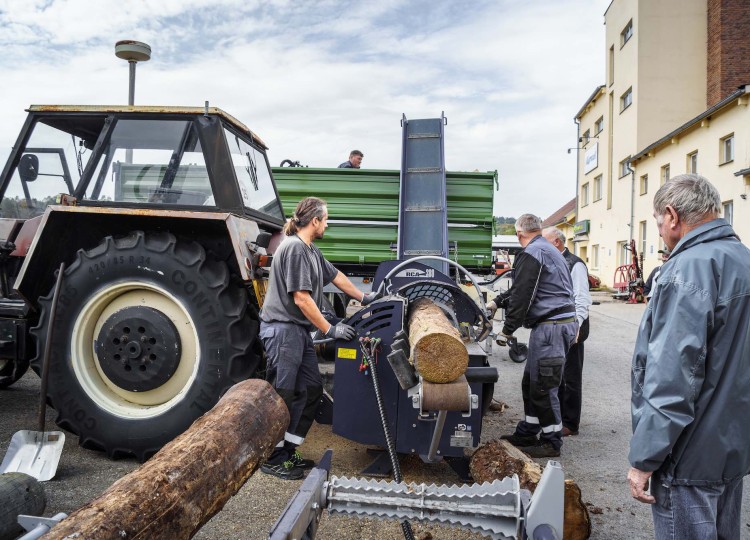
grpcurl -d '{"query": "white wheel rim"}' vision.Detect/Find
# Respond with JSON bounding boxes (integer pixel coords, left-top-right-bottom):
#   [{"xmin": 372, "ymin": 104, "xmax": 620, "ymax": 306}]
[{"xmin": 71, "ymin": 281, "xmax": 200, "ymax": 419}]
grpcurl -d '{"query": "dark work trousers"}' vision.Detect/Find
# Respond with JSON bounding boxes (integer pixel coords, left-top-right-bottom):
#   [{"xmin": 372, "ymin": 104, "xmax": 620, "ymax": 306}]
[
  {"xmin": 515, "ymin": 318, "xmax": 577, "ymax": 449},
  {"xmin": 558, "ymin": 317, "xmax": 589, "ymax": 433},
  {"xmin": 259, "ymin": 320, "xmax": 323, "ymax": 464}
]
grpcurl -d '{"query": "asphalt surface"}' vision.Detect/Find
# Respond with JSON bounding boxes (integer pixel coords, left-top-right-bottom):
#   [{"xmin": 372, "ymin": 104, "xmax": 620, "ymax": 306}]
[{"xmin": 1, "ymin": 292, "xmax": 749, "ymax": 539}]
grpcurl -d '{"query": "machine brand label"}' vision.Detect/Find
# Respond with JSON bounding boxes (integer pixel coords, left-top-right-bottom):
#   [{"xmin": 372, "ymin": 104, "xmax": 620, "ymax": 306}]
[
  {"xmin": 337, "ymin": 348, "xmax": 358, "ymax": 360},
  {"xmin": 396, "ymin": 268, "xmax": 435, "ymax": 279}
]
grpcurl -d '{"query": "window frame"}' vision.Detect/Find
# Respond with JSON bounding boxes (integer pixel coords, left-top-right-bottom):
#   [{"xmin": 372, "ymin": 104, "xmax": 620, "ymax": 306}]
[
  {"xmin": 593, "ymin": 174, "xmax": 603, "ymax": 201},
  {"xmin": 591, "ymin": 244, "xmax": 600, "ymax": 270},
  {"xmin": 639, "ymin": 174, "xmax": 648, "ymax": 196},
  {"xmin": 687, "ymin": 150, "xmax": 698, "ymax": 174},
  {"xmin": 581, "ymin": 182, "xmax": 590, "ymax": 206},
  {"xmin": 594, "ymin": 116, "xmax": 604, "ymax": 135},
  {"xmin": 660, "ymin": 163, "xmax": 670, "ymax": 186},
  {"xmin": 619, "ymin": 157, "xmax": 631, "ymax": 179},
  {"xmin": 723, "ymin": 200, "xmax": 733, "ymax": 225},
  {"xmin": 620, "ymin": 87, "xmax": 633, "ymax": 112},
  {"xmin": 621, "ymin": 19, "xmax": 633, "ymax": 48},
  {"xmin": 720, "ymin": 134, "xmax": 734, "ymax": 165}
]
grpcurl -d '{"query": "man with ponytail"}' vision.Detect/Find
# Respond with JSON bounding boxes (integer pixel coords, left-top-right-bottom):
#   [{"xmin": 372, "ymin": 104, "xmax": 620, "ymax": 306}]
[{"xmin": 259, "ymin": 196, "xmax": 380, "ymax": 479}]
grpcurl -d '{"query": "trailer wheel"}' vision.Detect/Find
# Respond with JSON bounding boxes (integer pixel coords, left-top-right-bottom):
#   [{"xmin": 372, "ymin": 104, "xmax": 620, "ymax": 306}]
[
  {"xmin": 0, "ymin": 358, "xmax": 29, "ymax": 388},
  {"xmin": 31, "ymin": 231, "xmax": 261, "ymax": 461}
]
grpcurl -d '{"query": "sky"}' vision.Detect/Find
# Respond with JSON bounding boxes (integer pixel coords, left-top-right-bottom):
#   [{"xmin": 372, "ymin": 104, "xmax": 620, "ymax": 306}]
[{"xmin": 0, "ymin": 0, "xmax": 612, "ymax": 220}]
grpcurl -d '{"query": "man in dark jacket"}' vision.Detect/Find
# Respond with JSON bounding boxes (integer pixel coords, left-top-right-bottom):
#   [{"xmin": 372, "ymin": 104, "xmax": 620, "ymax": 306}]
[
  {"xmin": 337, "ymin": 150, "xmax": 363, "ymax": 168},
  {"xmin": 628, "ymin": 174, "xmax": 750, "ymax": 539},
  {"xmin": 486, "ymin": 214, "xmax": 576, "ymax": 457}
]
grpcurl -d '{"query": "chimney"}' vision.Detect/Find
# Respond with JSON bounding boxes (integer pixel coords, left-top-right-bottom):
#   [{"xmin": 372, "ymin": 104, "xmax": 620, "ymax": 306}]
[{"xmin": 707, "ymin": 0, "xmax": 750, "ymax": 107}]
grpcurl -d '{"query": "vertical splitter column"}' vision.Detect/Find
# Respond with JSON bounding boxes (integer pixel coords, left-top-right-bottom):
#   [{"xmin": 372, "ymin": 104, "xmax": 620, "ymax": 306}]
[{"xmin": 396, "ymin": 114, "xmax": 449, "ymax": 275}]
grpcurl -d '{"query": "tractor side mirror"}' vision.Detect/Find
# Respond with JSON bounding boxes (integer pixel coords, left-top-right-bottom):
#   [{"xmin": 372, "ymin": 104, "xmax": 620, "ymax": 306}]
[
  {"xmin": 18, "ymin": 154, "xmax": 39, "ymax": 183},
  {"xmin": 254, "ymin": 231, "xmax": 272, "ymax": 249}
]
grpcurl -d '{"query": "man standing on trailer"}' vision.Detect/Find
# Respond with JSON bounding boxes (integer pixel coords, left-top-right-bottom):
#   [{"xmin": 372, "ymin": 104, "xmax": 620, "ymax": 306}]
[
  {"xmin": 337, "ymin": 150, "xmax": 363, "ymax": 169},
  {"xmin": 486, "ymin": 214, "xmax": 576, "ymax": 457},
  {"xmin": 259, "ymin": 196, "xmax": 379, "ymax": 479}
]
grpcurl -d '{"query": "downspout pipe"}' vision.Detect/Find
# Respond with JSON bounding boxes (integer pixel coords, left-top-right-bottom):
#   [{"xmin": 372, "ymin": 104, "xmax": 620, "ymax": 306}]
[
  {"xmin": 627, "ymin": 159, "xmax": 635, "ymax": 244},
  {"xmin": 580, "ymin": 118, "xmax": 581, "ymax": 255}
]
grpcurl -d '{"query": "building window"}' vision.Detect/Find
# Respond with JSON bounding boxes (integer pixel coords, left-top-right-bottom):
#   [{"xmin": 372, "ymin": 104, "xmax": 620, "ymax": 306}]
[
  {"xmin": 723, "ymin": 200, "xmax": 733, "ymax": 225},
  {"xmin": 721, "ymin": 134, "xmax": 734, "ymax": 164},
  {"xmin": 639, "ymin": 221, "xmax": 647, "ymax": 258},
  {"xmin": 609, "ymin": 46, "xmax": 615, "ymax": 86},
  {"xmin": 619, "ymin": 157, "xmax": 631, "ymax": 178},
  {"xmin": 595, "ymin": 116, "xmax": 604, "ymax": 135},
  {"xmin": 581, "ymin": 129, "xmax": 590, "ymax": 145},
  {"xmin": 660, "ymin": 164, "xmax": 670, "ymax": 186},
  {"xmin": 621, "ymin": 19, "xmax": 633, "ymax": 47},
  {"xmin": 581, "ymin": 182, "xmax": 589, "ymax": 206},
  {"xmin": 592, "ymin": 244, "xmax": 599, "ymax": 270},
  {"xmin": 594, "ymin": 175, "xmax": 603, "ymax": 201},
  {"xmin": 639, "ymin": 174, "xmax": 648, "ymax": 195},
  {"xmin": 687, "ymin": 151, "xmax": 698, "ymax": 173},
  {"xmin": 620, "ymin": 87, "xmax": 633, "ymax": 112}
]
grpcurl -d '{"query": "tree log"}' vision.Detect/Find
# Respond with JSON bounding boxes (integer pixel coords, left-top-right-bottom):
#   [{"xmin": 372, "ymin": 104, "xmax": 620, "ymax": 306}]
[
  {"xmin": 46, "ymin": 379, "xmax": 289, "ymax": 540},
  {"xmin": 470, "ymin": 440, "xmax": 591, "ymax": 540},
  {"xmin": 408, "ymin": 298, "xmax": 468, "ymax": 383}
]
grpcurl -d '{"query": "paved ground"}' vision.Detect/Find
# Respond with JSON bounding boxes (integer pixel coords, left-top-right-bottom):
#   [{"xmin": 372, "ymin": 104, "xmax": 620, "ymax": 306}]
[{"xmin": 1, "ymin": 292, "xmax": 749, "ymax": 539}]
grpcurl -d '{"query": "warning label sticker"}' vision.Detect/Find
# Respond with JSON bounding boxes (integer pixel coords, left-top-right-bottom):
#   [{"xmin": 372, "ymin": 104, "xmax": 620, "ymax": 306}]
[{"xmin": 337, "ymin": 348, "xmax": 358, "ymax": 360}]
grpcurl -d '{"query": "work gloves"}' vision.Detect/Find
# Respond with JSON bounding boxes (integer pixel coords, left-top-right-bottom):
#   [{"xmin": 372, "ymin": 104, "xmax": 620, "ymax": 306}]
[
  {"xmin": 485, "ymin": 301, "xmax": 498, "ymax": 319},
  {"xmin": 361, "ymin": 291, "xmax": 382, "ymax": 306},
  {"xmin": 326, "ymin": 322, "xmax": 356, "ymax": 341},
  {"xmin": 495, "ymin": 332, "xmax": 513, "ymax": 346}
]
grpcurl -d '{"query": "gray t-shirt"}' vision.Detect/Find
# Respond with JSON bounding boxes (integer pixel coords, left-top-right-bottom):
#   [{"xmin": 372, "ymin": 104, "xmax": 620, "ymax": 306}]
[{"xmin": 260, "ymin": 234, "xmax": 338, "ymax": 329}]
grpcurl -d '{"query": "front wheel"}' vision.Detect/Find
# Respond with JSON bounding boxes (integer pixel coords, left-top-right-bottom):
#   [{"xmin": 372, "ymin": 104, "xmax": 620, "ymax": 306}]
[{"xmin": 31, "ymin": 231, "xmax": 261, "ymax": 460}]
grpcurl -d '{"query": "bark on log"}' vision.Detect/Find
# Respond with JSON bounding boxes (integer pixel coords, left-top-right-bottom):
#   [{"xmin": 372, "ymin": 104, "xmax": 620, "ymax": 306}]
[
  {"xmin": 470, "ymin": 440, "xmax": 591, "ymax": 540},
  {"xmin": 408, "ymin": 298, "xmax": 468, "ymax": 383},
  {"xmin": 45, "ymin": 379, "xmax": 289, "ymax": 540}
]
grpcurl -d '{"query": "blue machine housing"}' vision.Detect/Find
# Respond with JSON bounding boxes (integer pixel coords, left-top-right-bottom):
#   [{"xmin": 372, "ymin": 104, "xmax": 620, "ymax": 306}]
[{"xmin": 331, "ymin": 261, "xmax": 497, "ymax": 467}]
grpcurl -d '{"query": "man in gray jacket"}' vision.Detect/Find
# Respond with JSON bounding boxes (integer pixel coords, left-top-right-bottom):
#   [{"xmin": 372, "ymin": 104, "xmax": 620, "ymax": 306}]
[{"xmin": 628, "ymin": 174, "xmax": 750, "ymax": 539}]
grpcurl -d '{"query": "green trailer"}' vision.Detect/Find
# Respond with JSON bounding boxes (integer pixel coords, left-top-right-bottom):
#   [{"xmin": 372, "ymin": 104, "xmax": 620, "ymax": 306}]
[{"xmin": 271, "ymin": 166, "xmax": 497, "ymax": 276}]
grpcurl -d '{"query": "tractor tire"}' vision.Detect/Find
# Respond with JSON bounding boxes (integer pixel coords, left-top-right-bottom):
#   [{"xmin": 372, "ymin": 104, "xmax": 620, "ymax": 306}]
[
  {"xmin": 30, "ymin": 231, "xmax": 261, "ymax": 461},
  {"xmin": 0, "ymin": 358, "xmax": 29, "ymax": 389}
]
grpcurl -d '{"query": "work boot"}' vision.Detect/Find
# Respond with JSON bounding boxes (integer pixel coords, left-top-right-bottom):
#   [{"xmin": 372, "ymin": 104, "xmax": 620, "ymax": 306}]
[
  {"xmin": 523, "ymin": 440, "xmax": 561, "ymax": 458},
  {"xmin": 260, "ymin": 459, "xmax": 304, "ymax": 480},
  {"xmin": 499, "ymin": 433, "xmax": 537, "ymax": 448},
  {"xmin": 562, "ymin": 427, "xmax": 579, "ymax": 437},
  {"xmin": 289, "ymin": 449, "xmax": 316, "ymax": 469}
]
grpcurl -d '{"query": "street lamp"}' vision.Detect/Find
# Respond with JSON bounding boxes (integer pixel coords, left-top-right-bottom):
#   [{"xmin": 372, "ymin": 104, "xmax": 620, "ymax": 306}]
[{"xmin": 115, "ymin": 40, "xmax": 151, "ymax": 106}]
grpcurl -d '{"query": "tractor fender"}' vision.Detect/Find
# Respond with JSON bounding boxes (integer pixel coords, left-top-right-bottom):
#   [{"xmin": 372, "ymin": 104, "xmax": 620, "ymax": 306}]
[{"xmin": 14, "ymin": 206, "xmax": 268, "ymax": 306}]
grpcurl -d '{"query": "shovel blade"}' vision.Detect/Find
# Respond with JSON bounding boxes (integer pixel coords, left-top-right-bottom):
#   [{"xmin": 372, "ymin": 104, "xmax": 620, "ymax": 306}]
[{"xmin": 0, "ymin": 430, "xmax": 65, "ymax": 481}]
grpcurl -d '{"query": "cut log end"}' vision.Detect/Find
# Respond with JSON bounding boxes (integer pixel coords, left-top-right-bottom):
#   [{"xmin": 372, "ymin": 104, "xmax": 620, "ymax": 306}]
[
  {"xmin": 408, "ymin": 298, "xmax": 468, "ymax": 383},
  {"xmin": 470, "ymin": 439, "xmax": 591, "ymax": 540}
]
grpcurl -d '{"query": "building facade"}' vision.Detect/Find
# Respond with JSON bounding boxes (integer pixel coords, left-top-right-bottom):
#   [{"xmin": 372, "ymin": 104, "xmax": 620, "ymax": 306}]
[{"xmin": 573, "ymin": 0, "xmax": 748, "ymax": 284}]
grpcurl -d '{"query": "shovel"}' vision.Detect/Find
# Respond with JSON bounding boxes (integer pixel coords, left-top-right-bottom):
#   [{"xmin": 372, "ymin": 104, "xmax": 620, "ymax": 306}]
[{"xmin": 1, "ymin": 262, "xmax": 66, "ymax": 481}]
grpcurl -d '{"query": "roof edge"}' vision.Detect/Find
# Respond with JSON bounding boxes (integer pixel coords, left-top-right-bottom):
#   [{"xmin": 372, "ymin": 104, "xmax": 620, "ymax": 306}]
[{"xmin": 574, "ymin": 85, "xmax": 606, "ymax": 121}]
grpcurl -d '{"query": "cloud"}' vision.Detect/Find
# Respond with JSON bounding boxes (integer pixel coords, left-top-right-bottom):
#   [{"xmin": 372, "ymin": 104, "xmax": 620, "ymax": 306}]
[{"xmin": 0, "ymin": 0, "xmax": 610, "ymax": 219}]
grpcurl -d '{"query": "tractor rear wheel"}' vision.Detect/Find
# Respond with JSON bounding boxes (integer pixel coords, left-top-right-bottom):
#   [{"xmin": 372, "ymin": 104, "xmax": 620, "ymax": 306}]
[{"xmin": 31, "ymin": 231, "xmax": 261, "ymax": 460}]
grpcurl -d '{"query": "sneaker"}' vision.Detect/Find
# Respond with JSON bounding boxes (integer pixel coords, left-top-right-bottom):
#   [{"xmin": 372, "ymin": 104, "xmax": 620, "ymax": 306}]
[
  {"xmin": 260, "ymin": 460, "xmax": 304, "ymax": 480},
  {"xmin": 289, "ymin": 450, "xmax": 316, "ymax": 469},
  {"xmin": 499, "ymin": 433, "xmax": 538, "ymax": 448},
  {"xmin": 523, "ymin": 441, "xmax": 561, "ymax": 458},
  {"xmin": 562, "ymin": 427, "xmax": 579, "ymax": 437}
]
